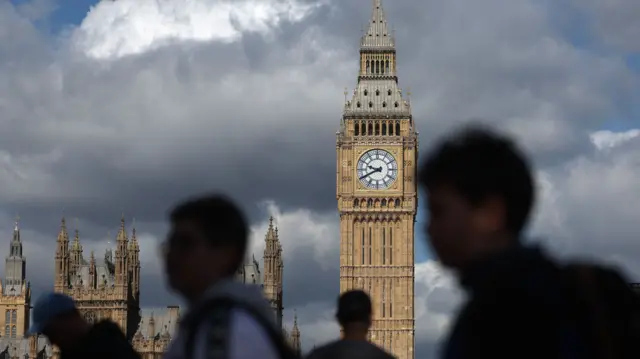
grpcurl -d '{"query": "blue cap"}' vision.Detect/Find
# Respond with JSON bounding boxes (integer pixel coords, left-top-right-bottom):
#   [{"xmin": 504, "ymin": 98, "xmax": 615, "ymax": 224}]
[{"xmin": 27, "ymin": 292, "xmax": 77, "ymax": 335}]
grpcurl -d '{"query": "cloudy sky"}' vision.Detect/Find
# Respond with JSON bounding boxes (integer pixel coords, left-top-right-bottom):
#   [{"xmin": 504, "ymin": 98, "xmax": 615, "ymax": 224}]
[{"xmin": 1, "ymin": 0, "xmax": 640, "ymax": 356}]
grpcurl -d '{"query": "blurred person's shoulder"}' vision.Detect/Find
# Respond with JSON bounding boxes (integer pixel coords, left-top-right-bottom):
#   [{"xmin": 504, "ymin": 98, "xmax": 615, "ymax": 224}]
[{"xmin": 306, "ymin": 340, "xmax": 395, "ymax": 359}]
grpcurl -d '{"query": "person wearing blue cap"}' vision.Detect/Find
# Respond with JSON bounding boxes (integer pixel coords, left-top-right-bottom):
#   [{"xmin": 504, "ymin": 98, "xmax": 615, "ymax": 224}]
[{"xmin": 29, "ymin": 292, "xmax": 140, "ymax": 359}]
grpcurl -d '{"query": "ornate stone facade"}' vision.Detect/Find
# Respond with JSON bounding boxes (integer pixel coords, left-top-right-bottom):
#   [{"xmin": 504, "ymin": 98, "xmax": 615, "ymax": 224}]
[
  {"xmin": 337, "ymin": 1, "xmax": 417, "ymax": 358},
  {"xmin": 0, "ymin": 216, "xmax": 300, "ymax": 358}
]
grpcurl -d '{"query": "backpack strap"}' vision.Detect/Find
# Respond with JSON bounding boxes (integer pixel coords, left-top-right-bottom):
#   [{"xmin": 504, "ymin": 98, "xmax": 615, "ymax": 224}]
[
  {"xmin": 184, "ymin": 297, "xmax": 298, "ymax": 359},
  {"xmin": 184, "ymin": 298, "xmax": 235, "ymax": 359}
]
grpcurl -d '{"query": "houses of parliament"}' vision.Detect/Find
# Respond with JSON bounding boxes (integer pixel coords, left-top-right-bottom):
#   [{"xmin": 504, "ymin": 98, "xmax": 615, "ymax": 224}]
[{"xmin": 0, "ymin": 216, "xmax": 300, "ymax": 358}]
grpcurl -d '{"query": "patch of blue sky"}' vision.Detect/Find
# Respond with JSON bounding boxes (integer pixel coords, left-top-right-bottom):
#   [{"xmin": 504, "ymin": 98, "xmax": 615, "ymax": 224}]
[
  {"xmin": 10, "ymin": 0, "xmax": 99, "ymax": 33},
  {"xmin": 415, "ymin": 188, "xmax": 432, "ymax": 264}
]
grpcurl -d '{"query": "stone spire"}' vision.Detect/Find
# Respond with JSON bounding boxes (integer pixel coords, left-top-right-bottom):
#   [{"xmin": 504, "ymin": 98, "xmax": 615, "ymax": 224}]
[
  {"xmin": 70, "ymin": 221, "xmax": 83, "ymax": 278},
  {"xmin": 147, "ymin": 312, "xmax": 156, "ymax": 338},
  {"xmin": 263, "ymin": 216, "xmax": 284, "ymax": 329},
  {"xmin": 54, "ymin": 217, "xmax": 70, "ymax": 292},
  {"xmin": 343, "ymin": 0, "xmax": 410, "ymax": 119},
  {"xmin": 115, "ymin": 215, "xmax": 128, "ymax": 287},
  {"xmin": 89, "ymin": 251, "xmax": 96, "ymax": 288},
  {"xmin": 4, "ymin": 215, "xmax": 26, "ymax": 295},
  {"xmin": 128, "ymin": 221, "xmax": 141, "ymax": 298},
  {"xmin": 361, "ymin": 0, "xmax": 394, "ymax": 49},
  {"xmin": 291, "ymin": 310, "xmax": 301, "ymax": 355}
]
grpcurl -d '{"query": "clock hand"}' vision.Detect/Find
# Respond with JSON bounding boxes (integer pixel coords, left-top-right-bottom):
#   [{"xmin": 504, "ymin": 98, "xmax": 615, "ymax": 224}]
[{"xmin": 359, "ymin": 167, "xmax": 382, "ymax": 180}]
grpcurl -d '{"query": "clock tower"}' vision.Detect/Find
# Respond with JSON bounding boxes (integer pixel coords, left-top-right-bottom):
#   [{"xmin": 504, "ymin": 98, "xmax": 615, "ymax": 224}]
[{"xmin": 336, "ymin": 1, "xmax": 417, "ymax": 359}]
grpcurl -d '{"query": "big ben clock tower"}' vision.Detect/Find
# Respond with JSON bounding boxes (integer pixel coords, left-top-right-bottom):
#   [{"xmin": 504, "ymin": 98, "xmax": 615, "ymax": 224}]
[{"xmin": 336, "ymin": 1, "xmax": 417, "ymax": 358}]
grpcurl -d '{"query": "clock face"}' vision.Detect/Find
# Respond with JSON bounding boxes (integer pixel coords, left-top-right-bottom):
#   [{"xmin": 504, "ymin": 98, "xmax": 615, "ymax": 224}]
[{"xmin": 357, "ymin": 149, "xmax": 398, "ymax": 190}]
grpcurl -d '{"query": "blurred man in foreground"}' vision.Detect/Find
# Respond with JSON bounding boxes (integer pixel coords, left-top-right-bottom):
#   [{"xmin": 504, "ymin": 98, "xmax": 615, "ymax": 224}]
[
  {"xmin": 419, "ymin": 125, "xmax": 639, "ymax": 359},
  {"xmin": 305, "ymin": 290, "xmax": 395, "ymax": 359},
  {"xmin": 28, "ymin": 292, "xmax": 140, "ymax": 359},
  {"xmin": 162, "ymin": 194, "xmax": 298, "ymax": 359}
]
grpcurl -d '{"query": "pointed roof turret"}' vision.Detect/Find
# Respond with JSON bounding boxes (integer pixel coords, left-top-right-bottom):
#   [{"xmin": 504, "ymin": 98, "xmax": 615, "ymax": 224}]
[
  {"xmin": 12, "ymin": 215, "xmax": 20, "ymax": 243},
  {"xmin": 71, "ymin": 227, "xmax": 82, "ymax": 251},
  {"xmin": 292, "ymin": 310, "xmax": 300, "ymax": 335},
  {"xmin": 264, "ymin": 216, "xmax": 280, "ymax": 256},
  {"xmin": 291, "ymin": 310, "xmax": 301, "ymax": 354},
  {"xmin": 129, "ymin": 220, "xmax": 139, "ymax": 250},
  {"xmin": 266, "ymin": 216, "xmax": 278, "ymax": 241},
  {"xmin": 116, "ymin": 214, "xmax": 127, "ymax": 242},
  {"xmin": 57, "ymin": 217, "xmax": 69, "ymax": 242},
  {"xmin": 360, "ymin": 0, "xmax": 394, "ymax": 49}
]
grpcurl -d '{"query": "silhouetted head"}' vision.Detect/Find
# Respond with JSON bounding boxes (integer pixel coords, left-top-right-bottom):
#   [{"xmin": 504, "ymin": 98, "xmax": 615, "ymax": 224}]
[
  {"xmin": 419, "ymin": 125, "xmax": 535, "ymax": 270},
  {"xmin": 164, "ymin": 194, "xmax": 248, "ymax": 302},
  {"xmin": 336, "ymin": 290, "xmax": 372, "ymax": 339}
]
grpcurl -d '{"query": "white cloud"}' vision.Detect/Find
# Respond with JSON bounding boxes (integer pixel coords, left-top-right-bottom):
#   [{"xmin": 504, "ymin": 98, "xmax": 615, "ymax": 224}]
[
  {"xmin": 72, "ymin": 0, "xmax": 320, "ymax": 59},
  {"xmin": 590, "ymin": 129, "xmax": 640, "ymax": 151}
]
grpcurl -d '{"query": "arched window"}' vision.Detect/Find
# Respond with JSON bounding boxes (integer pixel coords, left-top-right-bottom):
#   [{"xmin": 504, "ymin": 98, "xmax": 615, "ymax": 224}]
[
  {"xmin": 11, "ymin": 325, "xmax": 16, "ymax": 338},
  {"xmin": 375, "ymin": 89, "xmax": 380, "ymax": 96},
  {"xmin": 382, "ymin": 102, "xmax": 387, "ymax": 108},
  {"xmin": 375, "ymin": 123, "xmax": 380, "ymax": 135},
  {"xmin": 4, "ymin": 311, "xmax": 9, "ymax": 324},
  {"xmin": 356, "ymin": 102, "xmax": 361, "ymax": 108},
  {"xmin": 388, "ymin": 89, "xmax": 392, "ymax": 96},
  {"xmin": 11, "ymin": 310, "xmax": 16, "ymax": 322},
  {"xmin": 364, "ymin": 90, "xmax": 368, "ymax": 96},
  {"xmin": 382, "ymin": 123, "xmax": 387, "ymax": 135},
  {"xmin": 367, "ymin": 199, "xmax": 373, "ymax": 208},
  {"xmin": 354, "ymin": 123, "xmax": 359, "ymax": 136},
  {"xmin": 4, "ymin": 325, "xmax": 8, "ymax": 337},
  {"xmin": 368, "ymin": 102, "xmax": 373, "ymax": 108},
  {"xmin": 367, "ymin": 123, "xmax": 373, "ymax": 135},
  {"xmin": 395, "ymin": 123, "xmax": 400, "ymax": 135},
  {"xmin": 394, "ymin": 101, "xmax": 399, "ymax": 108}
]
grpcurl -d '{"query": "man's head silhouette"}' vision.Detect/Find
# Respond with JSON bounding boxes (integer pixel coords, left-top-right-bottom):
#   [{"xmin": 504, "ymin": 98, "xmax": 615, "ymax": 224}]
[
  {"xmin": 419, "ymin": 125, "xmax": 535, "ymax": 270},
  {"xmin": 336, "ymin": 290, "xmax": 372, "ymax": 340}
]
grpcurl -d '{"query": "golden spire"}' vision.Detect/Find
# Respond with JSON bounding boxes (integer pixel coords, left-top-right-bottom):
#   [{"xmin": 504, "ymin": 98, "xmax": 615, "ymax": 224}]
[
  {"xmin": 57, "ymin": 216, "xmax": 68, "ymax": 242},
  {"xmin": 116, "ymin": 214, "xmax": 127, "ymax": 242},
  {"xmin": 129, "ymin": 218, "xmax": 139, "ymax": 249}
]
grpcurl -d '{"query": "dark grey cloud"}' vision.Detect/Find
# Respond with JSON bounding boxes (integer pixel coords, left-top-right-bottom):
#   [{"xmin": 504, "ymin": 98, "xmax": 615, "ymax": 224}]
[{"xmin": 2, "ymin": 0, "xmax": 637, "ymax": 226}]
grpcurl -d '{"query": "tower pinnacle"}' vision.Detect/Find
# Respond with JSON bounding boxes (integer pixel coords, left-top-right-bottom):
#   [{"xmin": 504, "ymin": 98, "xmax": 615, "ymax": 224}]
[{"xmin": 361, "ymin": 0, "xmax": 394, "ymax": 49}]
